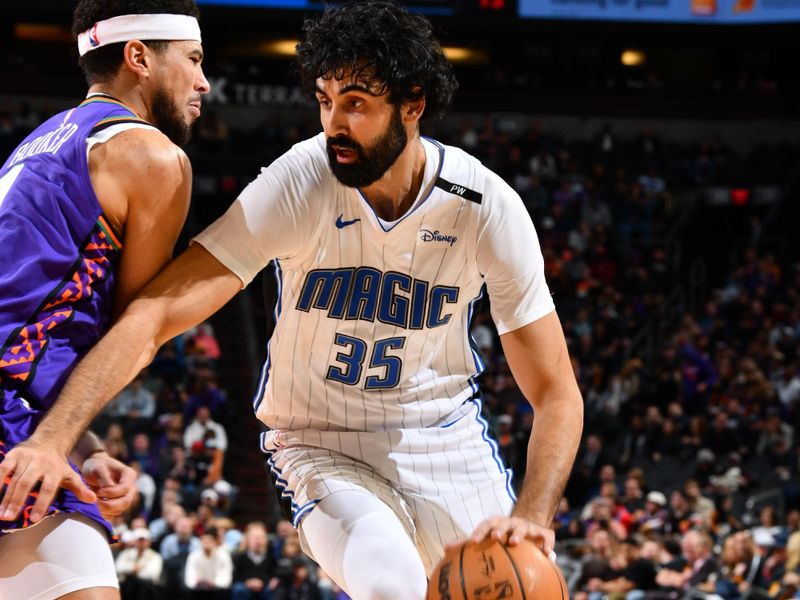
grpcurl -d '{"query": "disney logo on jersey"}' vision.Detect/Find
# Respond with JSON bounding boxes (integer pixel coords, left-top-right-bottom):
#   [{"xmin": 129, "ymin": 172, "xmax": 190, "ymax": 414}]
[{"xmin": 419, "ymin": 228, "xmax": 458, "ymax": 247}]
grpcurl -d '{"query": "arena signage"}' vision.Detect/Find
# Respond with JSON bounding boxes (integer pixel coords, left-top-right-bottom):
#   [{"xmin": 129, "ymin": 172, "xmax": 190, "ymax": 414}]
[
  {"xmin": 205, "ymin": 77, "xmax": 311, "ymax": 107},
  {"xmin": 518, "ymin": 0, "xmax": 800, "ymax": 22}
]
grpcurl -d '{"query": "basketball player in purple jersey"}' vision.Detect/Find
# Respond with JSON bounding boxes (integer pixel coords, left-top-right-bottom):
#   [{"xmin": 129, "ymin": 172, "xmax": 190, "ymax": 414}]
[
  {"xmin": 0, "ymin": 1, "xmax": 208, "ymax": 597},
  {"xmin": 1, "ymin": 3, "xmax": 582, "ymax": 599}
]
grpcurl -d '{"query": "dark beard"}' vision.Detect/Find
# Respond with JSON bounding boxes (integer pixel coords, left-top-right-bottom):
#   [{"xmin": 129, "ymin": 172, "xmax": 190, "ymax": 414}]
[
  {"xmin": 326, "ymin": 107, "xmax": 407, "ymax": 188},
  {"xmin": 151, "ymin": 88, "xmax": 191, "ymax": 146}
]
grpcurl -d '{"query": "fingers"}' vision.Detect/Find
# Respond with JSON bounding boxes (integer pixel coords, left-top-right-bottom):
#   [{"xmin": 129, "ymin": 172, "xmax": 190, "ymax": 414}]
[
  {"xmin": 469, "ymin": 516, "xmax": 555, "ymax": 554},
  {"xmin": 96, "ymin": 495, "xmax": 131, "ymax": 519},
  {"xmin": 0, "ymin": 447, "xmax": 98, "ymax": 524},
  {"xmin": 0, "ymin": 451, "xmax": 17, "ymax": 490},
  {"xmin": 28, "ymin": 473, "xmax": 65, "ymax": 523},
  {"xmin": 470, "ymin": 516, "xmax": 504, "ymax": 544},
  {"xmin": 62, "ymin": 470, "xmax": 97, "ymax": 504},
  {"xmin": 91, "ymin": 463, "xmax": 136, "ymax": 500},
  {"xmin": 92, "ymin": 463, "xmax": 115, "ymax": 489},
  {"xmin": 0, "ymin": 455, "xmax": 37, "ymax": 520},
  {"xmin": 93, "ymin": 465, "xmax": 137, "ymax": 519}
]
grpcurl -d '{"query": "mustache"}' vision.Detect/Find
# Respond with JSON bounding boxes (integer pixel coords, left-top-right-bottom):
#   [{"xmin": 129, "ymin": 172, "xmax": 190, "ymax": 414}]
[{"xmin": 327, "ymin": 136, "xmax": 361, "ymax": 151}]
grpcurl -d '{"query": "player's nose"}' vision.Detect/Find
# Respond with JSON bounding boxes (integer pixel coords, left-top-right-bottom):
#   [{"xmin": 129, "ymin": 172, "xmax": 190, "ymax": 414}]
[
  {"xmin": 196, "ymin": 68, "xmax": 211, "ymax": 95},
  {"xmin": 325, "ymin": 103, "xmax": 349, "ymax": 137}
]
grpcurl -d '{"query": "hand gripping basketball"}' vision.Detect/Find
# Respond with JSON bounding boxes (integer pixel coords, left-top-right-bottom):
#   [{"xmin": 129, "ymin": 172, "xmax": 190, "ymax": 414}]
[{"xmin": 427, "ymin": 537, "xmax": 568, "ymax": 600}]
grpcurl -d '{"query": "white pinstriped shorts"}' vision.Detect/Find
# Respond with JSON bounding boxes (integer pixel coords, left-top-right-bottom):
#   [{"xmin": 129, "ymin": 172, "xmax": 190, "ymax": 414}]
[{"xmin": 261, "ymin": 396, "xmax": 516, "ymax": 572}]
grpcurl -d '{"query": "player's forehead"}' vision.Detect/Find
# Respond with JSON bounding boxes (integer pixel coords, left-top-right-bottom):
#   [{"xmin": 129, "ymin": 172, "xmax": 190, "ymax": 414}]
[
  {"xmin": 314, "ymin": 70, "xmax": 386, "ymax": 98},
  {"xmin": 168, "ymin": 39, "xmax": 204, "ymax": 56}
]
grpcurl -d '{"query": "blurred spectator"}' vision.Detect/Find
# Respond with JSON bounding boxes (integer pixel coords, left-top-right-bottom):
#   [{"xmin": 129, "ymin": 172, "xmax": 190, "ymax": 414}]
[
  {"xmin": 185, "ymin": 528, "xmax": 233, "ymax": 599},
  {"xmin": 184, "ymin": 371, "xmax": 227, "ymax": 424},
  {"xmin": 274, "ymin": 560, "xmax": 323, "ymax": 600},
  {"xmin": 652, "ymin": 529, "xmax": 720, "ymax": 599},
  {"xmin": 160, "ymin": 515, "xmax": 201, "ymax": 596},
  {"xmin": 115, "ymin": 528, "xmax": 163, "ymax": 600},
  {"xmin": 149, "ymin": 502, "xmax": 185, "ymax": 549},
  {"xmin": 131, "ymin": 460, "xmax": 157, "ymax": 517},
  {"xmin": 584, "ymin": 538, "xmax": 658, "ymax": 600},
  {"xmin": 213, "ymin": 515, "xmax": 244, "ymax": 553},
  {"xmin": 184, "ymin": 406, "xmax": 227, "ymax": 485},
  {"xmin": 232, "ymin": 522, "xmax": 277, "ymax": 600},
  {"xmin": 109, "ymin": 373, "xmax": 157, "ymax": 430},
  {"xmin": 713, "ymin": 531, "xmax": 769, "ymax": 599}
]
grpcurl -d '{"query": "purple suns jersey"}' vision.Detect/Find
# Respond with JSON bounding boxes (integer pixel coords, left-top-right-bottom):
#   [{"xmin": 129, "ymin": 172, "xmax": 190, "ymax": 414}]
[{"xmin": 0, "ymin": 95, "xmax": 153, "ymax": 537}]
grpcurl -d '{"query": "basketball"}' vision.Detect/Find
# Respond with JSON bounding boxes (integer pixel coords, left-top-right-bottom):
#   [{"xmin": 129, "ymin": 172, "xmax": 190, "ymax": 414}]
[{"xmin": 427, "ymin": 538, "xmax": 568, "ymax": 600}]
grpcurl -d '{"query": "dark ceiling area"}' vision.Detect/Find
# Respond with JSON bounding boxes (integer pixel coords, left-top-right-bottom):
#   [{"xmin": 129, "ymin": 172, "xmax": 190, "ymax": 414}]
[{"xmin": 1, "ymin": 2, "xmax": 798, "ymax": 118}]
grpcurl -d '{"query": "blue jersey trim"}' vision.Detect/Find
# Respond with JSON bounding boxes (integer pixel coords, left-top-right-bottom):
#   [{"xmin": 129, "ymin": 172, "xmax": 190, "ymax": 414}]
[
  {"xmin": 469, "ymin": 396, "xmax": 517, "ymax": 503},
  {"xmin": 253, "ymin": 259, "xmax": 283, "ymax": 412},
  {"xmin": 266, "ymin": 454, "xmax": 321, "ymax": 527}
]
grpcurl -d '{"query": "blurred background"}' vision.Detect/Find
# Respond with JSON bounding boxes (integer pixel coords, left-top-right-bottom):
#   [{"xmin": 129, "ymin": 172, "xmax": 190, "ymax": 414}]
[{"xmin": 2, "ymin": 1, "xmax": 799, "ymax": 599}]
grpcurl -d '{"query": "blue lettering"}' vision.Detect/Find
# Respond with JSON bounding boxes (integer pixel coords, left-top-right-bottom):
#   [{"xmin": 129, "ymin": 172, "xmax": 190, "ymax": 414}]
[
  {"xmin": 346, "ymin": 267, "xmax": 380, "ymax": 321},
  {"xmin": 296, "ymin": 269, "xmax": 353, "ymax": 318},
  {"xmin": 378, "ymin": 272, "xmax": 411, "ymax": 327},
  {"xmin": 296, "ymin": 267, "xmax": 458, "ymax": 330},
  {"xmin": 409, "ymin": 280, "xmax": 428, "ymax": 330},
  {"xmin": 428, "ymin": 286, "xmax": 459, "ymax": 328}
]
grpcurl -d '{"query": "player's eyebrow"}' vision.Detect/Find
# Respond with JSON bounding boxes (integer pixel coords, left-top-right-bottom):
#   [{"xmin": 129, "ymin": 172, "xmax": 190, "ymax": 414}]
[
  {"xmin": 315, "ymin": 83, "xmax": 381, "ymax": 97},
  {"xmin": 339, "ymin": 83, "xmax": 381, "ymax": 96}
]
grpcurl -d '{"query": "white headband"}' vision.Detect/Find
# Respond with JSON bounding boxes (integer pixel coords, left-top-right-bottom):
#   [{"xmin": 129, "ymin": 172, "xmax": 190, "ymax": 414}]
[{"xmin": 77, "ymin": 14, "xmax": 201, "ymax": 57}]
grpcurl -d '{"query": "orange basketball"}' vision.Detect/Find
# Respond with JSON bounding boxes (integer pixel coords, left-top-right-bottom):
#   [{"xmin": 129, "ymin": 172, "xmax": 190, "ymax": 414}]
[{"xmin": 427, "ymin": 538, "xmax": 568, "ymax": 600}]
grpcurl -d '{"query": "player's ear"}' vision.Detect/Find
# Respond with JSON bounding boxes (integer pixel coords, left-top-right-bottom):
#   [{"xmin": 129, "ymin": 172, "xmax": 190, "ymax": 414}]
[
  {"xmin": 122, "ymin": 40, "xmax": 152, "ymax": 79},
  {"xmin": 403, "ymin": 89, "xmax": 426, "ymax": 124}
]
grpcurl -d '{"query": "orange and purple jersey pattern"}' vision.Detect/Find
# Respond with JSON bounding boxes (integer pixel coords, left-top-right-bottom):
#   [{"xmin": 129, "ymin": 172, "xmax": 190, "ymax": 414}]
[{"xmin": 0, "ymin": 217, "xmax": 120, "ymax": 388}]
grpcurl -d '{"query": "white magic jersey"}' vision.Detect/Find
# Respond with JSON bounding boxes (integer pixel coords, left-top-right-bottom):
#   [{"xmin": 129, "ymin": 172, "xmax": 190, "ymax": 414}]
[{"xmin": 194, "ymin": 133, "xmax": 554, "ymax": 433}]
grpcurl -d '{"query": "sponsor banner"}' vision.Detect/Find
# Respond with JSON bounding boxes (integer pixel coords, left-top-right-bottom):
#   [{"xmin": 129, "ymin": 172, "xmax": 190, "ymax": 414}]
[
  {"xmin": 204, "ymin": 77, "xmax": 311, "ymax": 107},
  {"xmin": 519, "ymin": 0, "xmax": 800, "ymax": 22},
  {"xmin": 196, "ymin": 0, "xmax": 456, "ymax": 14}
]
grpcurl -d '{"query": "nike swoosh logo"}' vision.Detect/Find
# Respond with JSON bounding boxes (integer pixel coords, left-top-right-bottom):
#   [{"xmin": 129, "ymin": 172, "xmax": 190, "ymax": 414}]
[{"xmin": 335, "ymin": 214, "xmax": 361, "ymax": 229}]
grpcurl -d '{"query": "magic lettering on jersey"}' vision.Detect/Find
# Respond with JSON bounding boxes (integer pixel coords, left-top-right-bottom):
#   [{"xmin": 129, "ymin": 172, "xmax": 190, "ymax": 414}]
[{"xmin": 296, "ymin": 267, "xmax": 459, "ymax": 330}]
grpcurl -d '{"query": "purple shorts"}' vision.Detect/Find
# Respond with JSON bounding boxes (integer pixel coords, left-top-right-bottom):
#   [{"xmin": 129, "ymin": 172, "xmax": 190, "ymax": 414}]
[{"xmin": 0, "ymin": 387, "xmax": 116, "ymax": 542}]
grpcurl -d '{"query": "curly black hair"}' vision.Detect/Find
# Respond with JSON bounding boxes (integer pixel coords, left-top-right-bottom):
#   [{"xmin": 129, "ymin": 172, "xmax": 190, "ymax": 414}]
[
  {"xmin": 72, "ymin": 0, "xmax": 200, "ymax": 85},
  {"xmin": 296, "ymin": 0, "xmax": 458, "ymax": 122}
]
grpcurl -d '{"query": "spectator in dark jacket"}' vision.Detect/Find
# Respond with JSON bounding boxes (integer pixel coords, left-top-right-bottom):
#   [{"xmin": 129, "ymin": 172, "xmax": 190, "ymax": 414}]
[{"xmin": 232, "ymin": 522, "xmax": 277, "ymax": 600}]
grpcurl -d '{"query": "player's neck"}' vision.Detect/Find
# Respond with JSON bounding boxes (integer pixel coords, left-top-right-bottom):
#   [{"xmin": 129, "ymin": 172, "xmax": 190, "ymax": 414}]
[
  {"xmin": 87, "ymin": 83, "xmax": 150, "ymax": 123},
  {"xmin": 359, "ymin": 136, "xmax": 426, "ymax": 222}
]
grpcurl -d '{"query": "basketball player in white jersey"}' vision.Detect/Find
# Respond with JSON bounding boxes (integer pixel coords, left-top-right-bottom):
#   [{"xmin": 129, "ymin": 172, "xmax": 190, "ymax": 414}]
[{"xmin": 0, "ymin": 2, "xmax": 583, "ymax": 598}]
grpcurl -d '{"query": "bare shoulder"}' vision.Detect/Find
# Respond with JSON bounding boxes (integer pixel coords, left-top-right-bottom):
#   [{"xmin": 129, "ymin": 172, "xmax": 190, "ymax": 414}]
[
  {"xmin": 97, "ymin": 127, "xmax": 191, "ymax": 183},
  {"xmin": 89, "ymin": 128, "xmax": 192, "ymax": 228}
]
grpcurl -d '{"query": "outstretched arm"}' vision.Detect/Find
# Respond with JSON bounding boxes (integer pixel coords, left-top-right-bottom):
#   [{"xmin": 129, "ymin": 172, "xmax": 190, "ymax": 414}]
[
  {"xmin": 0, "ymin": 244, "xmax": 242, "ymax": 522},
  {"xmin": 470, "ymin": 310, "xmax": 583, "ymax": 552}
]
